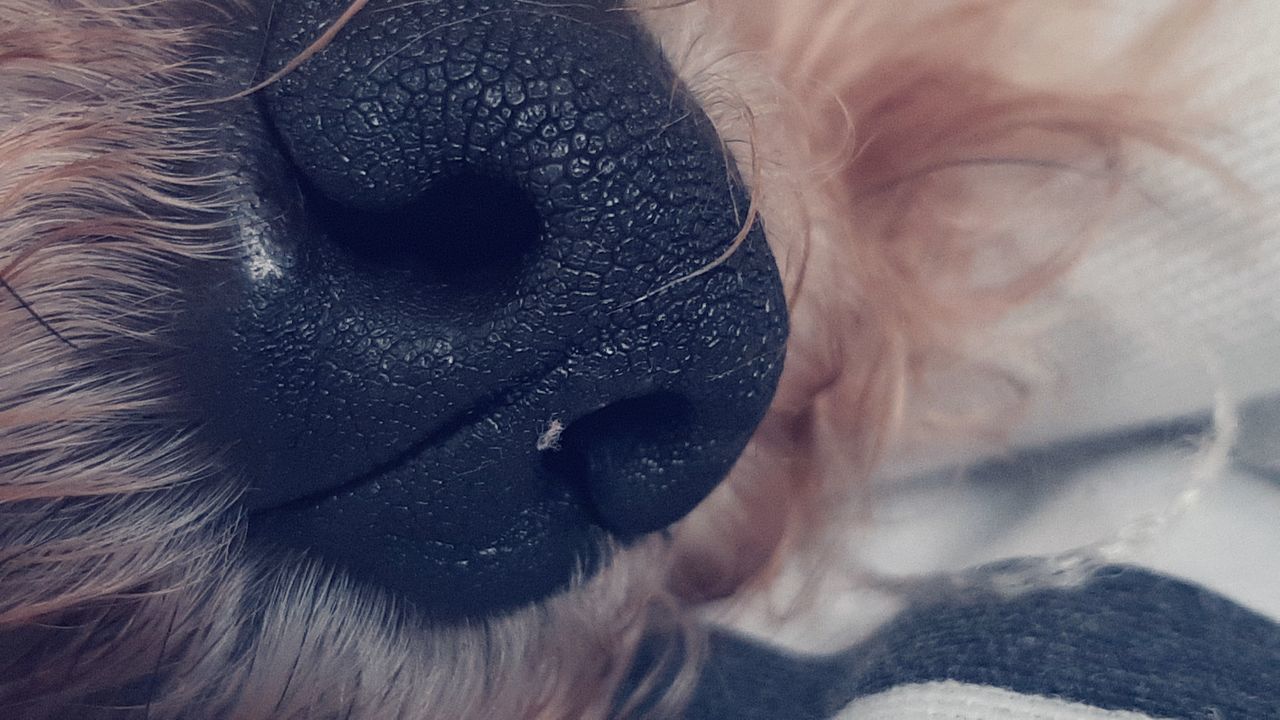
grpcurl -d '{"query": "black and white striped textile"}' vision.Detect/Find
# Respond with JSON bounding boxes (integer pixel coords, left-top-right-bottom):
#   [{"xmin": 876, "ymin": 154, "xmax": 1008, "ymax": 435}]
[{"xmin": 681, "ymin": 565, "xmax": 1280, "ymax": 719}]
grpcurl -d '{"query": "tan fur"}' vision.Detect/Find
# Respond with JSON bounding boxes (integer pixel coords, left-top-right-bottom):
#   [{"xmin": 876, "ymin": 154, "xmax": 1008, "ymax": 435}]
[
  {"xmin": 0, "ymin": 0, "xmax": 1213, "ymax": 717},
  {"xmin": 649, "ymin": 0, "xmax": 1213, "ymax": 603}
]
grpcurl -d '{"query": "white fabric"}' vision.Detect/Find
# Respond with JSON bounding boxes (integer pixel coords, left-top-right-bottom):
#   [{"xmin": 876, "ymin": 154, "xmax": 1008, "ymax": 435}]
[
  {"xmin": 870, "ymin": 0, "xmax": 1280, "ymax": 623},
  {"xmin": 832, "ymin": 682, "xmax": 1169, "ymax": 720},
  {"xmin": 888, "ymin": 0, "xmax": 1280, "ymax": 469},
  {"xmin": 859, "ymin": 446, "xmax": 1280, "ymax": 621}
]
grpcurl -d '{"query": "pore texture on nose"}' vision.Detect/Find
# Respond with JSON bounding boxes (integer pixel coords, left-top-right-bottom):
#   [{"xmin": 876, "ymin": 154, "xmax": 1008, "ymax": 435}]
[{"xmin": 229, "ymin": 0, "xmax": 788, "ymax": 612}]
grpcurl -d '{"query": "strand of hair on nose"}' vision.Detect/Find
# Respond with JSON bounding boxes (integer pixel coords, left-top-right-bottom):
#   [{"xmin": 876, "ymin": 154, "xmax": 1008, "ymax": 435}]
[
  {"xmin": 226, "ymin": 0, "xmax": 369, "ymax": 100},
  {"xmin": 617, "ymin": 108, "xmax": 762, "ymax": 311},
  {"xmin": 0, "ymin": 275, "xmax": 78, "ymax": 349}
]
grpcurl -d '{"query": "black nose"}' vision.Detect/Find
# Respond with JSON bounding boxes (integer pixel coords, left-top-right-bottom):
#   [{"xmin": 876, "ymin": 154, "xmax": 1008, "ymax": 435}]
[{"xmin": 185, "ymin": 0, "xmax": 786, "ymax": 617}]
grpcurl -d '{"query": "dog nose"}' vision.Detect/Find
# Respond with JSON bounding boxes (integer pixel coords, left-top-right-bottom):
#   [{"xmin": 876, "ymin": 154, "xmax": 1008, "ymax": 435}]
[
  {"xmin": 183, "ymin": 0, "xmax": 787, "ymax": 616},
  {"xmin": 258, "ymin": 0, "xmax": 789, "ymax": 537}
]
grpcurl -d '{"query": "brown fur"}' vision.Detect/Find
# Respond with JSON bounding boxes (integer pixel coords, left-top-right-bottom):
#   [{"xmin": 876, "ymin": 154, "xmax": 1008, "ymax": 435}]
[{"xmin": 0, "ymin": 0, "xmax": 1214, "ymax": 717}]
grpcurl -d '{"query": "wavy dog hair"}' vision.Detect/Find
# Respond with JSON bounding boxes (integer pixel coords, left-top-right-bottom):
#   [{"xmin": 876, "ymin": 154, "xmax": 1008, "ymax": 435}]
[{"xmin": 0, "ymin": 0, "xmax": 1212, "ymax": 717}]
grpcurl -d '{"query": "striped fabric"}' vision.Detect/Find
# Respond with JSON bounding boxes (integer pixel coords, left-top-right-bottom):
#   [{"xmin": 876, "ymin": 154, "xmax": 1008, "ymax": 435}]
[
  {"xmin": 834, "ymin": 682, "xmax": 1172, "ymax": 720},
  {"xmin": 678, "ymin": 566, "xmax": 1280, "ymax": 719}
]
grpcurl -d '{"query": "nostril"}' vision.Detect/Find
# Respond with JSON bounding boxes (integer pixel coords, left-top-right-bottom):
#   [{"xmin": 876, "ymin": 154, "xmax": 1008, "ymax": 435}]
[
  {"xmin": 542, "ymin": 392, "xmax": 715, "ymax": 539},
  {"xmin": 305, "ymin": 170, "xmax": 542, "ymax": 289}
]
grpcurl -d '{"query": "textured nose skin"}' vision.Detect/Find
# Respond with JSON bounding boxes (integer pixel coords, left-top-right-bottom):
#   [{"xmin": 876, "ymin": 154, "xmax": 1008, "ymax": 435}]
[{"xmin": 190, "ymin": 0, "xmax": 788, "ymax": 616}]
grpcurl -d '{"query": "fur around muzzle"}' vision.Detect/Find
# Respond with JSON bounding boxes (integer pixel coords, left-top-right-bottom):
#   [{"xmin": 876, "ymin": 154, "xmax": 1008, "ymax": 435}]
[{"xmin": 0, "ymin": 0, "xmax": 1209, "ymax": 717}]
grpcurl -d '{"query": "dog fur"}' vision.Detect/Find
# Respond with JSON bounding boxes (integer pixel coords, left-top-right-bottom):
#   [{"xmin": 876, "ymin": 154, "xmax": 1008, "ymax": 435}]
[{"xmin": 0, "ymin": 1, "xmax": 1213, "ymax": 717}]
